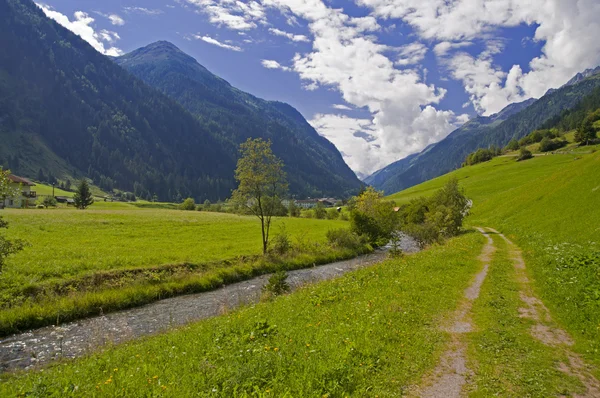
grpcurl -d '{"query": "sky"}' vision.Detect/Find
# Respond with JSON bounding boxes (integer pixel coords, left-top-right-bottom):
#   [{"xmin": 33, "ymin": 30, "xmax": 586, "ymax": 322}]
[{"xmin": 37, "ymin": 0, "xmax": 600, "ymax": 178}]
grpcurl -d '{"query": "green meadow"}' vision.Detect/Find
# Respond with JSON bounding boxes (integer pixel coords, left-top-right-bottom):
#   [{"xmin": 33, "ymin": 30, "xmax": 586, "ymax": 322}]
[
  {"xmin": 0, "ymin": 229, "xmax": 485, "ymax": 397},
  {"xmin": 1, "ymin": 144, "xmax": 598, "ymax": 396},
  {"xmin": 0, "ymin": 209, "xmax": 359, "ymax": 335},
  {"xmin": 389, "ymin": 148, "xmax": 600, "ymax": 376}
]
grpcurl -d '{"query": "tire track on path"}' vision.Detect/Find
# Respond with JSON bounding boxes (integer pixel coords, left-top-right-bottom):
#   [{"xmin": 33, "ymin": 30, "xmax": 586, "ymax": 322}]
[
  {"xmin": 412, "ymin": 228, "xmax": 495, "ymax": 398},
  {"xmin": 486, "ymin": 227, "xmax": 600, "ymax": 398}
]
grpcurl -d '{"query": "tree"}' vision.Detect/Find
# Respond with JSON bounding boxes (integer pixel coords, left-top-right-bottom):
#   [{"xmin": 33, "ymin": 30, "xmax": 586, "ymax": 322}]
[
  {"xmin": 0, "ymin": 169, "xmax": 26, "ymax": 273},
  {"xmin": 350, "ymin": 186, "xmax": 397, "ymax": 246},
  {"xmin": 575, "ymin": 117, "xmax": 597, "ymax": 145},
  {"xmin": 180, "ymin": 197, "xmax": 196, "ymax": 211},
  {"xmin": 506, "ymin": 139, "xmax": 520, "ymax": 151},
  {"xmin": 232, "ymin": 138, "xmax": 288, "ymax": 254},
  {"xmin": 73, "ymin": 179, "xmax": 94, "ymax": 209},
  {"xmin": 42, "ymin": 196, "xmax": 57, "ymax": 208}
]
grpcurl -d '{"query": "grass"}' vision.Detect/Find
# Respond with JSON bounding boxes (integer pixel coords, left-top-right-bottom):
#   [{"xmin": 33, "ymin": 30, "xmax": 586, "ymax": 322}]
[
  {"xmin": 389, "ymin": 149, "xmax": 600, "ymax": 377},
  {"xmin": 0, "ymin": 209, "xmax": 357, "ymax": 335},
  {"xmin": 0, "ymin": 231, "xmax": 485, "ymax": 396},
  {"xmin": 467, "ymin": 233, "xmax": 582, "ymax": 397}
]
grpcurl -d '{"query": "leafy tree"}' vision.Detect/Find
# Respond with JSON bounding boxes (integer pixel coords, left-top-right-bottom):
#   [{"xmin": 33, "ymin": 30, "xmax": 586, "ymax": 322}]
[
  {"xmin": 575, "ymin": 117, "xmax": 597, "ymax": 145},
  {"xmin": 203, "ymin": 199, "xmax": 212, "ymax": 211},
  {"xmin": 505, "ymin": 139, "xmax": 520, "ymax": 151},
  {"xmin": 314, "ymin": 202, "xmax": 327, "ymax": 219},
  {"xmin": 180, "ymin": 197, "xmax": 196, "ymax": 211},
  {"xmin": 232, "ymin": 138, "xmax": 288, "ymax": 254},
  {"xmin": 42, "ymin": 196, "xmax": 57, "ymax": 208},
  {"xmin": 350, "ymin": 186, "xmax": 397, "ymax": 246},
  {"xmin": 73, "ymin": 179, "xmax": 94, "ymax": 209},
  {"xmin": 0, "ymin": 169, "xmax": 26, "ymax": 273}
]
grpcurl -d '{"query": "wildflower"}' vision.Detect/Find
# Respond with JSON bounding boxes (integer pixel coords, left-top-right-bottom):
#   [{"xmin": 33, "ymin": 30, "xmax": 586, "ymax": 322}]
[{"xmin": 274, "ymin": 347, "xmax": 279, "ymax": 352}]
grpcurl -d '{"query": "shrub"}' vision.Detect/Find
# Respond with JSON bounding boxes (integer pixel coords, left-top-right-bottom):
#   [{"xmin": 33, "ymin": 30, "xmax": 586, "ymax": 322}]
[
  {"xmin": 180, "ymin": 198, "xmax": 196, "ymax": 211},
  {"xmin": 288, "ymin": 201, "xmax": 300, "ymax": 217},
  {"xmin": 314, "ymin": 202, "xmax": 327, "ymax": 219},
  {"xmin": 339, "ymin": 212, "xmax": 349, "ymax": 221},
  {"xmin": 41, "ymin": 196, "xmax": 57, "ymax": 208},
  {"xmin": 517, "ymin": 148, "xmax": 533, "ymax": 161},
  {"xmin": 326, "ymin": 208, "xmax": 339, "ymax": 220},
  {"xmin": 505, "ymin": 139, "xmax": 520, "ymax": 151},
  {"xmin": 539, "ymin": 137, "xmax": 567, "ymax": 152},
  {"xmin": 270, "ymin": 225, "xmax": 291, "ymax": 255},
  {"xmin": 326, "ymin": 228, "xmax": 366, "ymax": 250},
  {"xmin": 349, "ymin": 187, "xmax": 397, "ymax": 246},
  {"xmin": 262, "ymin": 270, "xmax": 290, "ymax": 298}
]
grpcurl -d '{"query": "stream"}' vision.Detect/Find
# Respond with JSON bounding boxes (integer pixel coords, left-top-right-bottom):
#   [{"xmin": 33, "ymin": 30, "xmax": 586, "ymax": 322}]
[{"xmin": 0, "ymin": 235, "xmax": 419, "ymax": 373}]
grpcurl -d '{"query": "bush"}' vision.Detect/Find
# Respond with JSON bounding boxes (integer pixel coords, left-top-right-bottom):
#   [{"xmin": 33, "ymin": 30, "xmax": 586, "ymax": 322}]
[
  {"xmin": 180, "ymin": 198, "xmax": 196, "ymax": 211},
  {"xmin": 288, "ymin": 201, "xmax": 300, "ymax": 217},
  {"xmin": 517, "ymin": 148, "xmax": 533, "ymax": 161},
  {"xmin": 326, "ymin": 208, "xmax": 339, "ymax": 220},
  {"xmin": 326, "ymin": 228, "xmax": 366, "ymax": 250},
  {"xmin": 270, "ymin": 225, "xmax": 291, "ymax": 255},
  {"xmin": 505, "ymin": 139, "xmax": 520, "ymax": 151},
  {"xmin": 539, "ymin": 137, "xmax": 567, "ymax": 152},
  {"xmin": 314, "ymin": 202, "xmax": 327, "ymax": 219},
  {"xmin": 41, "ymin": 196, "xmax": 57, "ymax": 208},
  {"xmin": 339, "ymin": 212, "xmax": 349, "ymax": 221},
  {"xmin": 349, "ymin": 187, "xmax": 397, "ymax": 246},
  {"xmin": 262, "ymin": 270, "xmax": 290, "ymax": 298}
]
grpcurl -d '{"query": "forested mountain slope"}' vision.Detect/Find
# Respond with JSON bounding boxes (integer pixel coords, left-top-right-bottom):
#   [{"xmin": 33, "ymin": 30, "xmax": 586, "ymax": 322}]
[{"xmin": 115, "ymin": 41, "xmax": 362, "ymax": 198}]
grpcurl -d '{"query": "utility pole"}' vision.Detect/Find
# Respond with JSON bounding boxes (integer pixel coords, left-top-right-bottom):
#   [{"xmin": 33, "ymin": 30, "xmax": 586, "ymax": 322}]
[{"xmin": 52, "ymin": 182, "xmax": 55, "ymax": 197}]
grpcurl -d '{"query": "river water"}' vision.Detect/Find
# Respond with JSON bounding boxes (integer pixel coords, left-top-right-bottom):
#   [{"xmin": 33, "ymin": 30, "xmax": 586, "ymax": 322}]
[{"xmin": 0, "ymin": 235, "xmax": 419, "ymax": 373}]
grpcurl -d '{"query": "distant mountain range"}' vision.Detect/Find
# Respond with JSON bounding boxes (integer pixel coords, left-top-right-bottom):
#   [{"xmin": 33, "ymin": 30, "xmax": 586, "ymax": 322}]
[
  {"xmin": 0, "ymin": 0, "xmax": 361, "ymax": 201},
  {"xmin": 366, "ymin": 69, "xmax": 600, "ymax": 194}
]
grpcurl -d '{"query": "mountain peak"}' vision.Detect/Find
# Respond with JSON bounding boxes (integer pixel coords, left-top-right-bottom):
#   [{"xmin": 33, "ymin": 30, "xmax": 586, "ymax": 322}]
[{"xmin": 563, "ymin": 66, "xmax": 600, "ymax": 88}]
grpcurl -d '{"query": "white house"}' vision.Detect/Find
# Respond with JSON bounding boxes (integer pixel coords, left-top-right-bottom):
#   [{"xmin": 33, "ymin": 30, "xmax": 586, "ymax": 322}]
[{"xmin": 1, "ymin": 175, "xmax": 36, "ymax": 209}]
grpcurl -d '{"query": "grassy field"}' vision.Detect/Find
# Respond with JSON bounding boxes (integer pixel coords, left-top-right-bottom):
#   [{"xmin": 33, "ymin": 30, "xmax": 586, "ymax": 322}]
[
  {"xmin": 0, "ymin": 209, "xmax": 359, "ymax": 335},
  {"xmin": 389, "ymin": 148, "xmax": 600, "ymax": 376},
  {"xmin": 0, "ymin": 231, "xmax": 485, "ymax": 396}
]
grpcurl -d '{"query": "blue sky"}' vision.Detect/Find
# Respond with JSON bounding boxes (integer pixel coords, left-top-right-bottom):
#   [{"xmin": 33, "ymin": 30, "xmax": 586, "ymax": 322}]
[{"xmin": 38, "ymin": 0, "xmax": 600, "ymax": 177}]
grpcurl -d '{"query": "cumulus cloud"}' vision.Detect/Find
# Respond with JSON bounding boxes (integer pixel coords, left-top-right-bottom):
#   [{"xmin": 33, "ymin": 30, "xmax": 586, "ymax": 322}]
[
  {"xmin": 194, "ymin": 34, "xmax": 243, "ymax": 51},
  {"xmin": 37, "ymin": 4, "xmax": 123, "ymax": 56},
  {"xmin": 268, "ymin": 28, "xmax": 309, "ymax": 42},
  {"xmin": 359, "ymin": 0, "xmax": 600, "ymax": 115}
]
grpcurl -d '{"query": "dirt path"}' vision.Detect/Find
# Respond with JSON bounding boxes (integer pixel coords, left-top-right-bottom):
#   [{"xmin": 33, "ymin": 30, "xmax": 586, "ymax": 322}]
[
  {"xmin": 486, "ymin": 227, "xmax": 600, "ymax": 398},
  {"xmin": 412, "ymin": 228, "xmax": 495, "ymax": 397}
]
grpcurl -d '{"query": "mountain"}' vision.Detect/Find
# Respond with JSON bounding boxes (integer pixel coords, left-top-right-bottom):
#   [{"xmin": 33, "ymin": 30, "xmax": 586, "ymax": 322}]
[
  {"xmin": 367, "ymin": 70, "xmax": 600, "ymax": 195},
  {"xmin": 114, "ymin": 41, "xmax": 362, "ymax": 198},
  {"xmin": 563, "ymin": 66, "xmax": 600, "ymax": 88},
  {"xmin": 0, "ymin": 1, "xmax": 360, "ymax": 202},
  {"xmin": 0, "ymin": 0, "xmax": 238, "ymax": 201}
]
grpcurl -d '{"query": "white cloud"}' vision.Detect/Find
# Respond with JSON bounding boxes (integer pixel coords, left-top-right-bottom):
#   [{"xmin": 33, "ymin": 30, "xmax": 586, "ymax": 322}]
[
  {"xmin": 37, "ymin": 4, "xmax": 123, "ymax": 56},
  {"xmin": 332, "ymin": 104, "xmax": 352, "ymax": 110},
  {"xmin": 186, "ymin": 0, "xmax": 266, "ymax": 30},
  {"xmin": 359, "ymin": 0, "xmax": 600, "ymax": 115},
  {"xmin": 261, "ymin": 59, "xmax": 289, "ymax": 70},
  {"xmin": 257, "ymin": 0, "xmax": 455, "ymax": 174},
  {"xmin": 123, "ymin": 7, "xmax": 163, "ymax": 15},
  {"xmin": 396, "ymin": 42, "xmax": 427, "ymax": 66},
  {"xmin": 433, "ymin": 41, "xmax": 472, "ymax": 57},
  {"xmin": 194, "ymin": 35, "xmax": 243, "ymax": 51},
  {"xmin": 108, "ymin": 14, "xmax": 125, "ymax": 26},
  {"xmin": 268, "ymin": 28, "xmax": 309, "ymax": 42}
]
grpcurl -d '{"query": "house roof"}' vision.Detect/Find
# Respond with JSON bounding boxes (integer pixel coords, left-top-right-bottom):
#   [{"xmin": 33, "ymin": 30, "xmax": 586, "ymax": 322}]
[{"xmin": 8, "ymin": 175, "xmax": 36, "ymax": 186}]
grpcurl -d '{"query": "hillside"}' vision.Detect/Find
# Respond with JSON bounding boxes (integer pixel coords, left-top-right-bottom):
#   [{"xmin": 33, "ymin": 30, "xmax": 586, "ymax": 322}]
[
  {"xmin": 368, "ymin": 71, "xmax": 600, "ymax": 194},
  {"xmin": 115, "ymin": 41, "xmax": 362, "ymax": 198}
]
